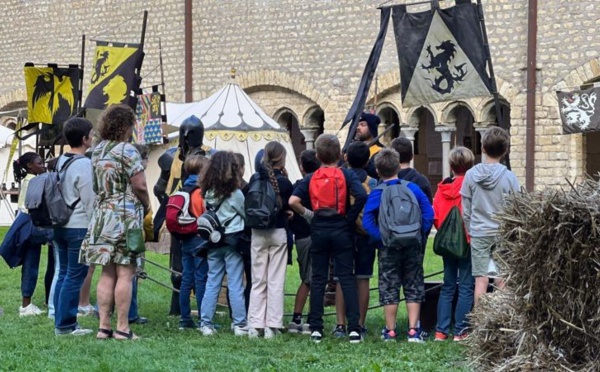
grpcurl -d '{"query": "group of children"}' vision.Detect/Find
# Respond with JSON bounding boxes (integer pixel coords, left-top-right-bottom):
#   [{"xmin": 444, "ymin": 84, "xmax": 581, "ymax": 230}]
[{"xmin": 2, "ymin": 112, "xmax": 519, "ymax": 345}]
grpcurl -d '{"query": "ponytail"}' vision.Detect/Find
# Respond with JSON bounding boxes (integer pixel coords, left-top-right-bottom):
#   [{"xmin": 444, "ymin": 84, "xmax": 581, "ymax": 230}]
[
  {"xmin": 13, "ymin": 152, "xmax": 39, "ymax": 183},
  {"xmin": 262, "ymin": 142, "xmax": 286, "ymax": 207}
]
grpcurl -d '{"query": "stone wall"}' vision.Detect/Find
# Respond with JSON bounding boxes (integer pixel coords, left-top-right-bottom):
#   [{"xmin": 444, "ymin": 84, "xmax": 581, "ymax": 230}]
[{"xmin": 1, "ymin": 0, "xmax": 600, "ymax": 189}]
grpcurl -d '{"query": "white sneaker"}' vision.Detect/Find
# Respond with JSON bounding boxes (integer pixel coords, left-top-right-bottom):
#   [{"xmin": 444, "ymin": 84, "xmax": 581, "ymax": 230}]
[
  {"xmin": 77, "ymin": 304, "xmax": 96, "ymax": 317},
  {"xmin": 264, "ymin": 327, "xmax": 281, "ymax": 339},
  {"xmin": 248, "ymin": 328, "xmax": 261, "ymax": 338},
  {"xmin": 56, "ymin": 327, "xmax": 93, "ymax": 336},
  {"xmin": 19, "ymin": 304, "xmax": 45, "ymax": 317},
  {"xmin": 200, "ymin": 325, "xmax": 217, "ymax": 336},
  {"xmin": 233, "ymin": 325, "xmax": 248, "ymax": 336}
]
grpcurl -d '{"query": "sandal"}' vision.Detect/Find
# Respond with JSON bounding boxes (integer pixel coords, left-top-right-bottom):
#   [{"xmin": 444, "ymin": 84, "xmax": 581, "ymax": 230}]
[
  {"xmin": 96, "ymin": 328, "xmax": 113, "ymax": 340},
  {"xmin": 114, "ymin": 329, "xmax": 139, "ymax": 340}
]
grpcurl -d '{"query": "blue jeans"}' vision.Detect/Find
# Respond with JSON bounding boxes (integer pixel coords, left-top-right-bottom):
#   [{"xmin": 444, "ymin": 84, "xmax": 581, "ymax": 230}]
[
  {"xmin": 436, "ymin": 253, "xmax": 474, "ymax": 335},
  {"xmin": 180, "ymin": 236, "xmax": 208, "ymax": 326},
  {"xmin": 201, "ymin": 244, "xmax": 246, "ymax": 327},
  {"xmin": 129, "ymin": 277, "xmax": 139, "ymax": 321},
  {"xmin": 21, "ymin": 244, "xmax": 42, "ymax": 298},
  {"xmin": 53, "ymin": 228, "xmax": 89, "ymax": 332},
  {"xmin": 48, "ymin": 245, "xmax": 60, "ymax": 318}
]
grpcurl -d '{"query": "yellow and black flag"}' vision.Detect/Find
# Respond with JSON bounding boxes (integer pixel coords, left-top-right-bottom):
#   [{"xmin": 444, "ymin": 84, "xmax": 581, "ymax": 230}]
[
  {"xmin": 84, "ymin": 41, "xmax": 144, "ymax": 110},
  {"xmin": 24, "ymin": 64, "xmax": 81, "ymax": 125}
]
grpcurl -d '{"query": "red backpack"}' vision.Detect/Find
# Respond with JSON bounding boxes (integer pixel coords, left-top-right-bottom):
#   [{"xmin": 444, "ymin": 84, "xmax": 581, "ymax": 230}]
[
  {"xmin": 309, "ymin": 167, "xmax": 347, "ymax": 216},
  {"xmin": 166, "ymin": 186, "xmax": 204, "ymax": 239}
]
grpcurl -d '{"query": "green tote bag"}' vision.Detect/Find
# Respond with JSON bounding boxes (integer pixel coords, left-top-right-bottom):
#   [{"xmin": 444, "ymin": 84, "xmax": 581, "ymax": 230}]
[{"xmin": 433, "ymin": 206, "xmax": 469, "ymax": 259}]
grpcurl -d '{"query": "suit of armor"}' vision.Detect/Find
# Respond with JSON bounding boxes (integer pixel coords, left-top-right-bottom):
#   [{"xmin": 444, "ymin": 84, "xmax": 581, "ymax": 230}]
[{"xmin": 153, "ymin": 115, "xmax": 214, "ymax": 315}]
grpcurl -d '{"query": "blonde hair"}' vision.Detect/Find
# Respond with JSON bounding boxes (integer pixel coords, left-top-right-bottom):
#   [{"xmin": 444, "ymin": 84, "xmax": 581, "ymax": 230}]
[{"xmin": 448, "ymin": 146, "xmax": 475, "ymax": 176}]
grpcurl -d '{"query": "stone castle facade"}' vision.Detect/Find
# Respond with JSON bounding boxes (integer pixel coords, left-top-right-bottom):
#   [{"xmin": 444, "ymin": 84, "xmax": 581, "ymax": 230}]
[{"xmin": 1, "ymin": 0, "xmax": 600, "ymax": 190}]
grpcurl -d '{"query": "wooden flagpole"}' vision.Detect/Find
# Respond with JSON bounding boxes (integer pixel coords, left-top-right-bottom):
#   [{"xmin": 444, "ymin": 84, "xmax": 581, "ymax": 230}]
[
  {"xmin": 78, "ymin": 34, "xmax": 85, "ymax": 114},
  {"xmin": 140, "ymin": 11, "xmax": 148, "ymax": 50}
]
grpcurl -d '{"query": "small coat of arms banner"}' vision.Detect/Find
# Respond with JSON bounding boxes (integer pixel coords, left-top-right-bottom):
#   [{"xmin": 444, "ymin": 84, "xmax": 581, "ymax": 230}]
[{"xmin": 557, "ymin": 86, "xmax": 600, "ymax": 134}]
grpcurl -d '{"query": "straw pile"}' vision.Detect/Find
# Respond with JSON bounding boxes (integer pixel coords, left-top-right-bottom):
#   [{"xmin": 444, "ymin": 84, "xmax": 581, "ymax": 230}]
[{"xmin": 466, "ymin": 179, "xmax": 600, "ymax": 371}]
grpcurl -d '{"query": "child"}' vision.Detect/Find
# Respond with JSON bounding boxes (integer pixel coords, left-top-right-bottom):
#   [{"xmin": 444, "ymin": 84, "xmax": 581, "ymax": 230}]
[
  {"xmin": 287, "ymin": 149, "xmax": 320, "ymax": 335},
  {"xmin": 432, "ymin": 146, "xmax": 475, "ymax": 342},
  {"xmin": 53, "ymin": 118, "xmax": 95, "ymax": 336},
  {"xmin": 362, "ymin": 148, "xmax": 433, "ymax": 342},
  {"xmin": 13, "ymin": 152, "xmax": 49, "ymax": 316},
  {"xmin": 390, "ymin": 137, "xmax": 433, "ymax": 203},
  {"xmin": 289, "ymin": 134, "xmax": 367, "ymax": 344},
  {"xmin": 247, "ymin": 142, "xmax": 294, "ymax": 338},
  {"xmin": 461, "ymin": 127, "xmax": 520, "ymax": 306},
  {"xmin": 334, "ymin": 142, "xmax": 377, "ymax": 339},
  {"xmin": 178, "ymin": 155, "xmax": 209, "ymax": 330},
  {"xmin": 199, "ymin": 151, "xmax": 248, "ymax": 336}
]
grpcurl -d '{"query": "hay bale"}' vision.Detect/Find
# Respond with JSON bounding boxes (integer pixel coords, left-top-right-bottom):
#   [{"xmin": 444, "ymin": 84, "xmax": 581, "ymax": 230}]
[{"xmin": 466, "ymin": 179, "xmax": 600, "ymax": 371}]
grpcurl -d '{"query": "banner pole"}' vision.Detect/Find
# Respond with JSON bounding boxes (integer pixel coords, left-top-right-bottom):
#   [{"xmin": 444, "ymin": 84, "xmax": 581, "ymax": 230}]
[
  {"xmin": 159, "ymin": 37, "xmax": 168, "ymax": 142},
  {"xmin": 477, "ymin": 0, "xmax": 503, "ymax": 126},
  {"xmin": 79, "ymin": 34, "xmax": 85, "ymax": 113},
  {"xmin": 140, "ymin": 10, "xmax": 148, "ymax": 50}
]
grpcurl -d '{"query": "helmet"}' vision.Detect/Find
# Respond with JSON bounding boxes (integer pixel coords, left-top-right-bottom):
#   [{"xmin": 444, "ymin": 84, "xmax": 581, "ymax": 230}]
[{"xmin": 179, "ymin": 115, "xmax": 205, "ymax": 158}]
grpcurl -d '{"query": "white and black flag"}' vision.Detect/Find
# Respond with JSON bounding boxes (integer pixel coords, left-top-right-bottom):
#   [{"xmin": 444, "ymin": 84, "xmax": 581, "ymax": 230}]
[
  {"xmin": 557, "ymin": 87, "xmax": 600, "ymax": 134},
  {"xmin": 392, "ymin": 0, "xmax": 493, "ymax": 107}
]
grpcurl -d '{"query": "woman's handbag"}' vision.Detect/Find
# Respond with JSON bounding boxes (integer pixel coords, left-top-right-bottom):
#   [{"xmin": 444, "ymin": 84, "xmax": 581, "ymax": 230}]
[
  {"xmin": 120, "ymin": 143, "xmax": 146, "ymax": 257},
  {"xmin": 433, "ymin": 206, "xmax": 469, "ymax": 259}
]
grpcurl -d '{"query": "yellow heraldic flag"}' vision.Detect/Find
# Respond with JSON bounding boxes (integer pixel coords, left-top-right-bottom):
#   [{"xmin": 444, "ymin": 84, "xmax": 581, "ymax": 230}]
[
  {"xmin": 24, "ymin": 66, "xmax": 80, "ymax": 125},
  {"xmin": 84, "ymin": 42, "xmax": 143, "ymax": 110}
]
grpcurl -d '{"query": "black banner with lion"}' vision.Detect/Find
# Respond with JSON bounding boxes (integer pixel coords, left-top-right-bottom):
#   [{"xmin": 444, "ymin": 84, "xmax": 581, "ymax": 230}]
[{"xmin": 392, "ymin": 0, "xmax": 492, "ymax": 107}]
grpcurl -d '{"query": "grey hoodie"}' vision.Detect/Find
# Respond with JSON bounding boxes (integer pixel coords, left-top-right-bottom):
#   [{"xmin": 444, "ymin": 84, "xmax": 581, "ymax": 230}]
[{"xmin": 460, "ymin": 163, "xmax": 520, "ymax": 237}]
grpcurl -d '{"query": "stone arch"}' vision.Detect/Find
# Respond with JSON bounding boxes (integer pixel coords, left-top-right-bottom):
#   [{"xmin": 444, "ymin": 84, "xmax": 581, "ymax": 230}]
[
  {"xmin": 0, "ymin": 90, "xmax": 27, "ymax": 112},
  {"xmin": 477, "ymin": 97, "xmax": 511, "ymax": 124},
  {"xmin": 405, "ymin": 105, "xmax": 437, "ymax": 127},
  {"xmin": 376, "ymin": 101, "xmax": 401, "ymax": 143},
  {"xmin": 368, "ymin": 70, "xmax": 401, "ymax": 102},
  {"xmin": 440, "ymin": 100, "xmax": 476, "ymax": 125},
  {"xmin": 302, "ymin": 105, "xmax": 325, "ymax": 130},
  {"xmin": 273, "ymin": 107, "xmax": 305, "ymax": 162},
  {"xmin": 237, "ymin": 69, "xmax": 330, "ymax": 112}
]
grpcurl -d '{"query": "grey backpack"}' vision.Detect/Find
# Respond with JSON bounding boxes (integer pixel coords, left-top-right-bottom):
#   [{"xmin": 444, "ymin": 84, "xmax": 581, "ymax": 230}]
[
  {"xmin": 25, "ymin": 155, "xmax": 85, "ymax": 227},
  {"xmin": 377, "ymin": 180, "xmax": 422, "ymax": 247}
]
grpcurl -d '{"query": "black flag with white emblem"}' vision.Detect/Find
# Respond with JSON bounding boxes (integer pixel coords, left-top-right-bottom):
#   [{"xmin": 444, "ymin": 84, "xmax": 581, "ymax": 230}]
[
  {"xmin": 557, "ymin": 86, "xmax": 600, "ymax": 134},
  {"xmin": 392, "ymin": 1, "xmax": 492, "ymax": 107}
]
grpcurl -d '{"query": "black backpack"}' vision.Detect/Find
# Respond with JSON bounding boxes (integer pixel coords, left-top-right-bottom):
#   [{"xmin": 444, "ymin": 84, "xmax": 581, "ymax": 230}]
[{"xmin": 244, "ymin": 177, "xmax": 280, "ymax": 229}]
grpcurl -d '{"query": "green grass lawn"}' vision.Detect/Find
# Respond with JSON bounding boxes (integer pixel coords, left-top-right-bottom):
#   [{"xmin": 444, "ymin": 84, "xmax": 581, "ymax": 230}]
[{"xmin": 0, "ymin": 227, "xmax": 467, "ymax": 371}]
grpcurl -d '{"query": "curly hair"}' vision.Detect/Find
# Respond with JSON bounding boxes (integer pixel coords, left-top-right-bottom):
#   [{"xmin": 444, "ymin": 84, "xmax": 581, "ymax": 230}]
[
  {"xmin": 98, "ymin": 104, "xmax": 136, "ymax": 141},
  {"xmin": 262, "ymin": 141, "xmax": 286, "ymax": 207},
  {"xmin": 13, "ymin": 152, "xmax": 41, "ymax": 183},
  {"xmin": 199, "ymin": 151, "xmax": 241, "ymax": 200}
]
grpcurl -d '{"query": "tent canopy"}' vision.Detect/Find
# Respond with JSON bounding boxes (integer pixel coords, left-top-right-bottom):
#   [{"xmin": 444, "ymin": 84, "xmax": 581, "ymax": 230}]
[{"xmin": 166, "ymin": 83, "xmax": 302, "ymax": 182}]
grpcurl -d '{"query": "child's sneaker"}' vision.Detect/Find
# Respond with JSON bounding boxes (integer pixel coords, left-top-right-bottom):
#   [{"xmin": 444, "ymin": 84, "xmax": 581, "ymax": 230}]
[
  {"xmin": 264, "ymin": 327, "xmax": 281, "ymax": 339},
  {"xmin": 77, "ymin": 304, "xmax": 96, "ymax": 317},
  {"xmin": 19, "ymin": 304, "xmax": 45, "ymax": 317},
  {"xmin": 380, "ymin": 327, "xmax": 397, "ymax": 342},
  {"xmin": 233, "ymin": 325, "xmax": 248, "ymax": 336},
  {"xmin": 348, "ymin": 331, "xmax": 363, "ymax": 344},
  {"xmin": 407, "ymin": 328, "xmax": 425, "ymax": 343},
  {"xmin": 359, "ymin": 325, "xmax": 368, "ymax": 340},
  {"xmin": 310, "ymin": 330, "xmax": 323, "ymax": 343},
  {"xmin": 331, "ymin": 324, "xmax": 346, "ymax": 338},
  {"xmin": 453, "ymin": 332, "xmax": 469, "ymax": 342},
  {"xmin": 248, "ymin": 328, "xmax": 261, "ymax": 338},
  {"xmin": 287, "ymin": 321, "xmax": 307, "ymax": 334},
  {"xmin": 200, "ymin": 325, "xmax": 217, "ymax": 336},
  {"xmin": 434, "ymin": 331, "xmax": 448, "ymax": 342}
]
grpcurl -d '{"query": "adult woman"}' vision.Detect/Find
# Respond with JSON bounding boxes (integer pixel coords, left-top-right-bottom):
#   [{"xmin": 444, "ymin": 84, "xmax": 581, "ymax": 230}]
[
  {"xmin": 80, "ymin": 104, "xmax": 150, "ymax": 340},
  {"xmin": 247, "ymin": 142, "xmax": 293, "ymax": 338}
]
